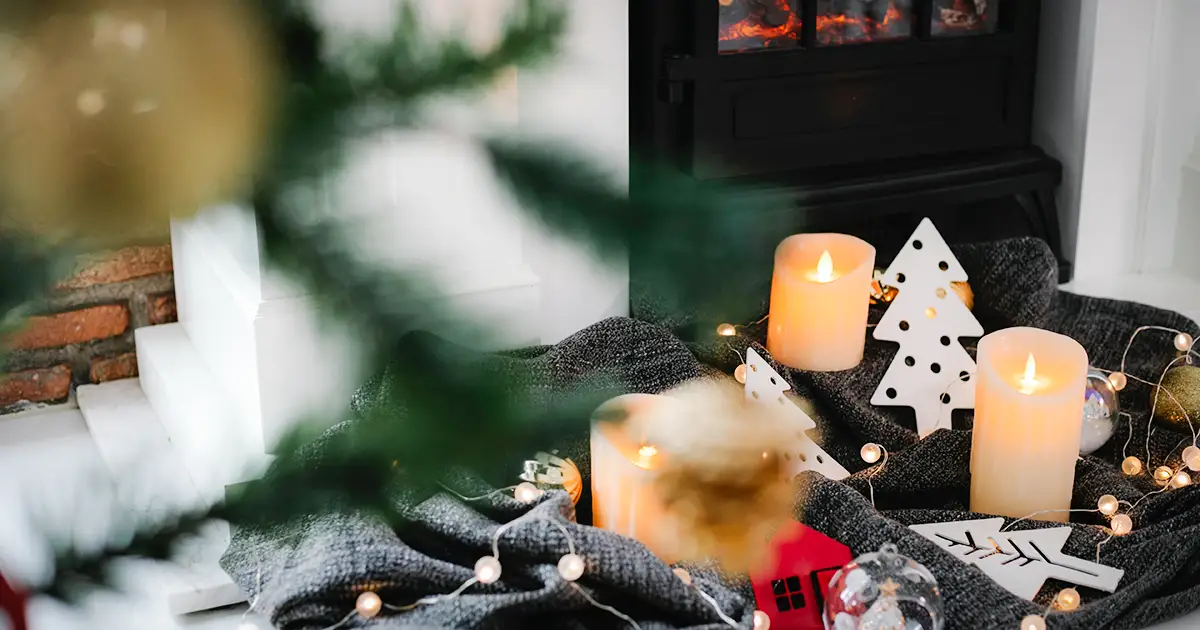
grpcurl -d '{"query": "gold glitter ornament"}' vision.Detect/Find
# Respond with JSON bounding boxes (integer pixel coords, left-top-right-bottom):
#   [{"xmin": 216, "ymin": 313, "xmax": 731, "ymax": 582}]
[
  {"xmin": 1152, "ymin": 365, "xmax": 1200, "ymax": 433},
  {"xmin": 0, "ymin": 0, "xmax": 279, "ymax": 244},
  {"xmin": 950, "ymin": 280, "xmax": 974, "ymax": 310}
]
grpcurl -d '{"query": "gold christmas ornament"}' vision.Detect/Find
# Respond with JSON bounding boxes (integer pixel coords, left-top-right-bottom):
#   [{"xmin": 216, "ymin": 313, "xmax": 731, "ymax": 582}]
[
  {"xmin": 519, "ymin": 452, "xmax": 583, "ymax": 505},
  {"xmin": 646, "ymin": 379, "xmax": 797, "ymax": 574},
  {"xmin": 0, "ymin": 0, "xmax": 279, "ymax": 244},
  {"xmin": 950, "ymin": 280, "xmax": 974, "ymax": 311},
  {"xmin": 1152, "ymin": 365, "xmax": 1200, "ymax": 433},
  {"xmin": 871, "ymin": 268, "xmax": 973, "ymax": 310},
  {"xmin": 870, "ymin": 269, "xmax": 899, "ymax": 305}
]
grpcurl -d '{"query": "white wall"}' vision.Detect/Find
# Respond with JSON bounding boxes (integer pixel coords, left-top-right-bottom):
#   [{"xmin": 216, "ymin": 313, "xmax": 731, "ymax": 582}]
[
  {"xmin": 1034, "ymin": 0, "xmax": 1200, "ymax": 283},
  {"xmin": 517, "ymin": 0, "xmax": 631, "ymax": 343}
]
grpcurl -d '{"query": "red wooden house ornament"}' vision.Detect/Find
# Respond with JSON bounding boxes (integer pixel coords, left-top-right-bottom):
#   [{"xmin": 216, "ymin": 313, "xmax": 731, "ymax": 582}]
[{"xmin": 750, "ymin": 521, "xmax": 853, "ymax": 630}]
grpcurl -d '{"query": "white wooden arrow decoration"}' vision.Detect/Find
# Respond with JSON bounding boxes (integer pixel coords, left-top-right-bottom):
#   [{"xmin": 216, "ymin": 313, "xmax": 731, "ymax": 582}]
[
  {"xmin": 745, "ymin": 348, "xmax": 849, "ymax": 481},
  {"xmin": 910, "ymin": 518, "xmax": 1124, "ymax": 600},
  {"xmin": 871, "ymin": 218, "xmax": 984, "ymax": 437}
]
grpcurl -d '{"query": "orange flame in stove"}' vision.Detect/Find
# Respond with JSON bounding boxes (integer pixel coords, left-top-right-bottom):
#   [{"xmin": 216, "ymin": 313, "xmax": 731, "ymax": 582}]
[
  {"xmin": 720, "ymin": 0, "xmax": 909, "ymax": 51},
  {"xmin": 719, "ymin": 0, "xmax": 802, "ymax": 45}
]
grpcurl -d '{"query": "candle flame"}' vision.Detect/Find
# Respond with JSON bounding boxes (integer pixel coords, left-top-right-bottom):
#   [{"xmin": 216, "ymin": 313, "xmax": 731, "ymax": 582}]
[
  {"xmin": 1017, "ymin": 353, "xmax": 1039, "ymax": 394},
  {"xmin": 816, "ymin": 250, "xmax": 834, "ymax": 283},
  {"xmin": 638, "ymin": 445, "xmax": 658, "ymax": 458}
]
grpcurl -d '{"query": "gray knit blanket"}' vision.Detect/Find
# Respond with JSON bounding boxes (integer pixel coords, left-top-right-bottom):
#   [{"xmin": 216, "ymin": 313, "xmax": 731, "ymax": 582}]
[{"xmin": 222, "ymin": 238, "xmax": 1200, "ymax": 629}]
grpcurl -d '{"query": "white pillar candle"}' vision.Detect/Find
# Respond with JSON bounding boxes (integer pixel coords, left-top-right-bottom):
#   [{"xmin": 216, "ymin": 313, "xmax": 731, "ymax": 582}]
[
  {"xmin": 590, "ymin": 393, "xmax": 678, "ymax": 560},
  {"xmin": 971, "ymin": 327, "xmax": 1088, "ymax": 522},
  {"xmin": 767, "ymin": 234, "xmax": 876, "ymax": 371}
]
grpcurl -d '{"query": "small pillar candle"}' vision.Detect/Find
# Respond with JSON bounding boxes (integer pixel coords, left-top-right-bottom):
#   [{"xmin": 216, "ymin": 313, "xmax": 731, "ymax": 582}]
[
  {"xmin": 590, "ymin": 393, "xmax": 679, "ymax": 559},
  {"xmin": 971, "ymin": 327, "xmax": 1088, "ymax": 522},
  {"xmin": 767, "ymin": 234, "xmax": 876, "ymax": 371}
]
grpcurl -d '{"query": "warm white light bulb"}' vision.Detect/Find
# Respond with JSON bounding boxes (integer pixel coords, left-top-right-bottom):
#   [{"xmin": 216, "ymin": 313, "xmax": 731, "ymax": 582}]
[
  {"xmin": 753, "ymin": 609, "xmax": 772, "ymax": 630},
  {"xmin": 1176, "ymin": 332, "xmax": 1194, "ymax": 352},
  {"xmin": 1184, "ymin": 445, "xmax": 1200, "ymax": 472},
  {"xmin": 514, "ymin": 482, "xmax": 543, "ymax": 503},
  {"xmin": 735, "ymin": 364, "xmax": 747, "ymax": 384},
  {"xmin": 1108, "ymin": 372, "xmax": 1127, "ymax": 391},
  {"xmin": 557, "ymin": 553, "xmax": 585, "ymax": 582},
  {"xmin": 1021, "ymin": 614, "xmax": 1046, "ymax": 630},
  {"xmin": 860, "ymin": 443, "xmax": 882, "ymax": 464},
  {"xmin": 355, "ymin": 591, "xmax": 382, "ymax": 618},
  {"xmin": 1055, "ymin": 587, "xmax": 1081, "ymax": 611},
  {"xmin": 1121, "ymin": 456, "xmax": 1143, "ymax": 476},
  {"xmin": 1172, "ymin": 470, "xmax": 1192, "ymax": 489},
  {"xmin": 716, "ymin": 323, "xmax": 737, "ymax": 337},
  {"xmin": 673, "ymin": 567, "xmax": 692, "ymax": 585},
  {"xmin": 475, "ymin": 555, "xmax": 502, "ymax": 584},
  {"xmin": 1097, "ymin": 494, "xmax": 1119, "ymax": 516},
  {"xmin": 1111, "ymin": 513, "xmax": 1133, "ymax": 536},
  {"xmin": 638, "ymin": 445, "xmax": 658, "ymax": 458},
  {"xmin": 1155, "ymin": 466, "xmax": 1174, "ymax": 484}
]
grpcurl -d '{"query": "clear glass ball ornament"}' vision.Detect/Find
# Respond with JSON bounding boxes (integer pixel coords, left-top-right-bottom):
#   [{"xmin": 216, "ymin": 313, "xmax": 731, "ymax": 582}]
[
  {"xmin": 824, "ymin": 544, "xmax": 944, "ymax": 630},
  {"xmin": 1080, "ymin": 368, "xmax": 1119, "ymax": 455}
]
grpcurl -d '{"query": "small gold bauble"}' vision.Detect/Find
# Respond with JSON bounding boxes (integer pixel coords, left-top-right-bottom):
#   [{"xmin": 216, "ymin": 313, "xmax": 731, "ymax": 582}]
[
  {"xmin": 950, "ymin": 281, "xmax": 974, "ymax": 311},
  {"xmin": 1152, "ymin": 365, "xmax": 1200, "ymax": 433},
  {"xmin": 560, "ymin": 457, "xmax": 584, "ymax": 505}
]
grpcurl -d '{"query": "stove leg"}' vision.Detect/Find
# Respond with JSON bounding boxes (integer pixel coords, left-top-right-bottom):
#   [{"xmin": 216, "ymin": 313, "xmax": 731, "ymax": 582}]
[{"xmin": 1015, "ymin": 188, "xmax": 1071, "ymax": 283}]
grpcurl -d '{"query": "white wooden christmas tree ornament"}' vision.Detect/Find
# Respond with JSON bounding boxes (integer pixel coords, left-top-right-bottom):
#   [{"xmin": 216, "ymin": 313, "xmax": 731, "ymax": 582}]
[
  {"xmin": 744, "ymin": 348, "xmax": 849, "ymax": 480},
  {"xmin": 872, "ymin": 218, "xmax": 984, "ymax": 437},
  {"xmin": 910, "ymin": 518, "xmax": 1124, "ymax": 600}
]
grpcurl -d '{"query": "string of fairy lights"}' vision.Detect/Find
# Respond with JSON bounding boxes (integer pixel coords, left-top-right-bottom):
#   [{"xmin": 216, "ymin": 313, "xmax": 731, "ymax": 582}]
[
  {"xmin": 236, "ymin": 468, "xmax": 773, "ymax": 630},
  {"xmin": 717, "ymin": 313, "xmax": 1199, "ymax": 630},
  {"xmin": 236, "ymin": 319, "xmax": 1195, "ymax": 630}
]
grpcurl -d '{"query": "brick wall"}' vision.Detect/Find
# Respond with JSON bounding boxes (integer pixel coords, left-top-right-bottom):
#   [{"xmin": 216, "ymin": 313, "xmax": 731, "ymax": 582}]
[{"xmin": 0, "ymin": 245, "xmax": 177, "ymax": 412}]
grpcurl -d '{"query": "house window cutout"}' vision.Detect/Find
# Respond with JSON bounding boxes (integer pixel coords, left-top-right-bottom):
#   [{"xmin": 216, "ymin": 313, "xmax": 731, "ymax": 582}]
[{"xmin": 771, "ymin": 575, "xmax": 806, "ymax": 612}]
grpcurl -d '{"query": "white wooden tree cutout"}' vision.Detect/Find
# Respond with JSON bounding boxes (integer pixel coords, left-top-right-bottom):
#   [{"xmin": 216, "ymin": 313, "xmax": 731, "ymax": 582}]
[
  {"xmin": 871, "ymin": 218, "xmax": 984, "ymax": 437},
  {"xmin": 910, "ymin": 518, "xmax": 1124, "ymax": 600},
  {"xmin": 744, "ymin": 348, "xmax": 849, "ymax": 480}
]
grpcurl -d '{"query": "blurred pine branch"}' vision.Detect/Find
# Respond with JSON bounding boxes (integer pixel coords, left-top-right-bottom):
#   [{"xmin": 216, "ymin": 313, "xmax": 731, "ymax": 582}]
[{"xmin": 13, "ymin": 0, "xmax": 776, "ymax": 603}]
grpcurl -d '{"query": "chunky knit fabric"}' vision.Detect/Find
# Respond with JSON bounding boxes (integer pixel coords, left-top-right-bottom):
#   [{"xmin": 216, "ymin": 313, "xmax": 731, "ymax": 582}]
[{"xmin": 223, "ymin": 238, "xmax": 1200, "ymax": 629}]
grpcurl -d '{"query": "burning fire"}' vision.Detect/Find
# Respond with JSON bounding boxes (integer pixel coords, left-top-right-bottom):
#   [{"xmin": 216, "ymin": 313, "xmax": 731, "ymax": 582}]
[
  {"xmin": 719, "ymin": 0, "xmax": 802, "ymax": 48},
  {"xmin": 719, "ymin": 0, "xmax": 988, "ymax": 51},
  {"xmin": 720, "ymin": 0, "xmax": 909, "ymax": 51}
]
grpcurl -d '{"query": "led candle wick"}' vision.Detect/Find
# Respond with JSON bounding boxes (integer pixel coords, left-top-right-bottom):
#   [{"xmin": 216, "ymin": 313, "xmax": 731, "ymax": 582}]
[
  {"xmin": 807, "ymin": 250, "xmax": 838, "ymax": 283},
  {"xmin": 1017, "ymin": 353, "xmax": 1039, "ymax": 395}
]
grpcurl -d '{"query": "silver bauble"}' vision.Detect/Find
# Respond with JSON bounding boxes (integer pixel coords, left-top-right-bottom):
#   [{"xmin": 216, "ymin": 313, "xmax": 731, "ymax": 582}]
[{"xmin": 1081, "ymin": 368, "xmax": 1119, "ymax": 455}]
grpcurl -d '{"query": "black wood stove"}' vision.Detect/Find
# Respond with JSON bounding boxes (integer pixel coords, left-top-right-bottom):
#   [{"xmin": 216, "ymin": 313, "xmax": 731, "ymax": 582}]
[{"xmin": 630, "ymin": 0, "xmax": 1069, "ymax": 282}]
